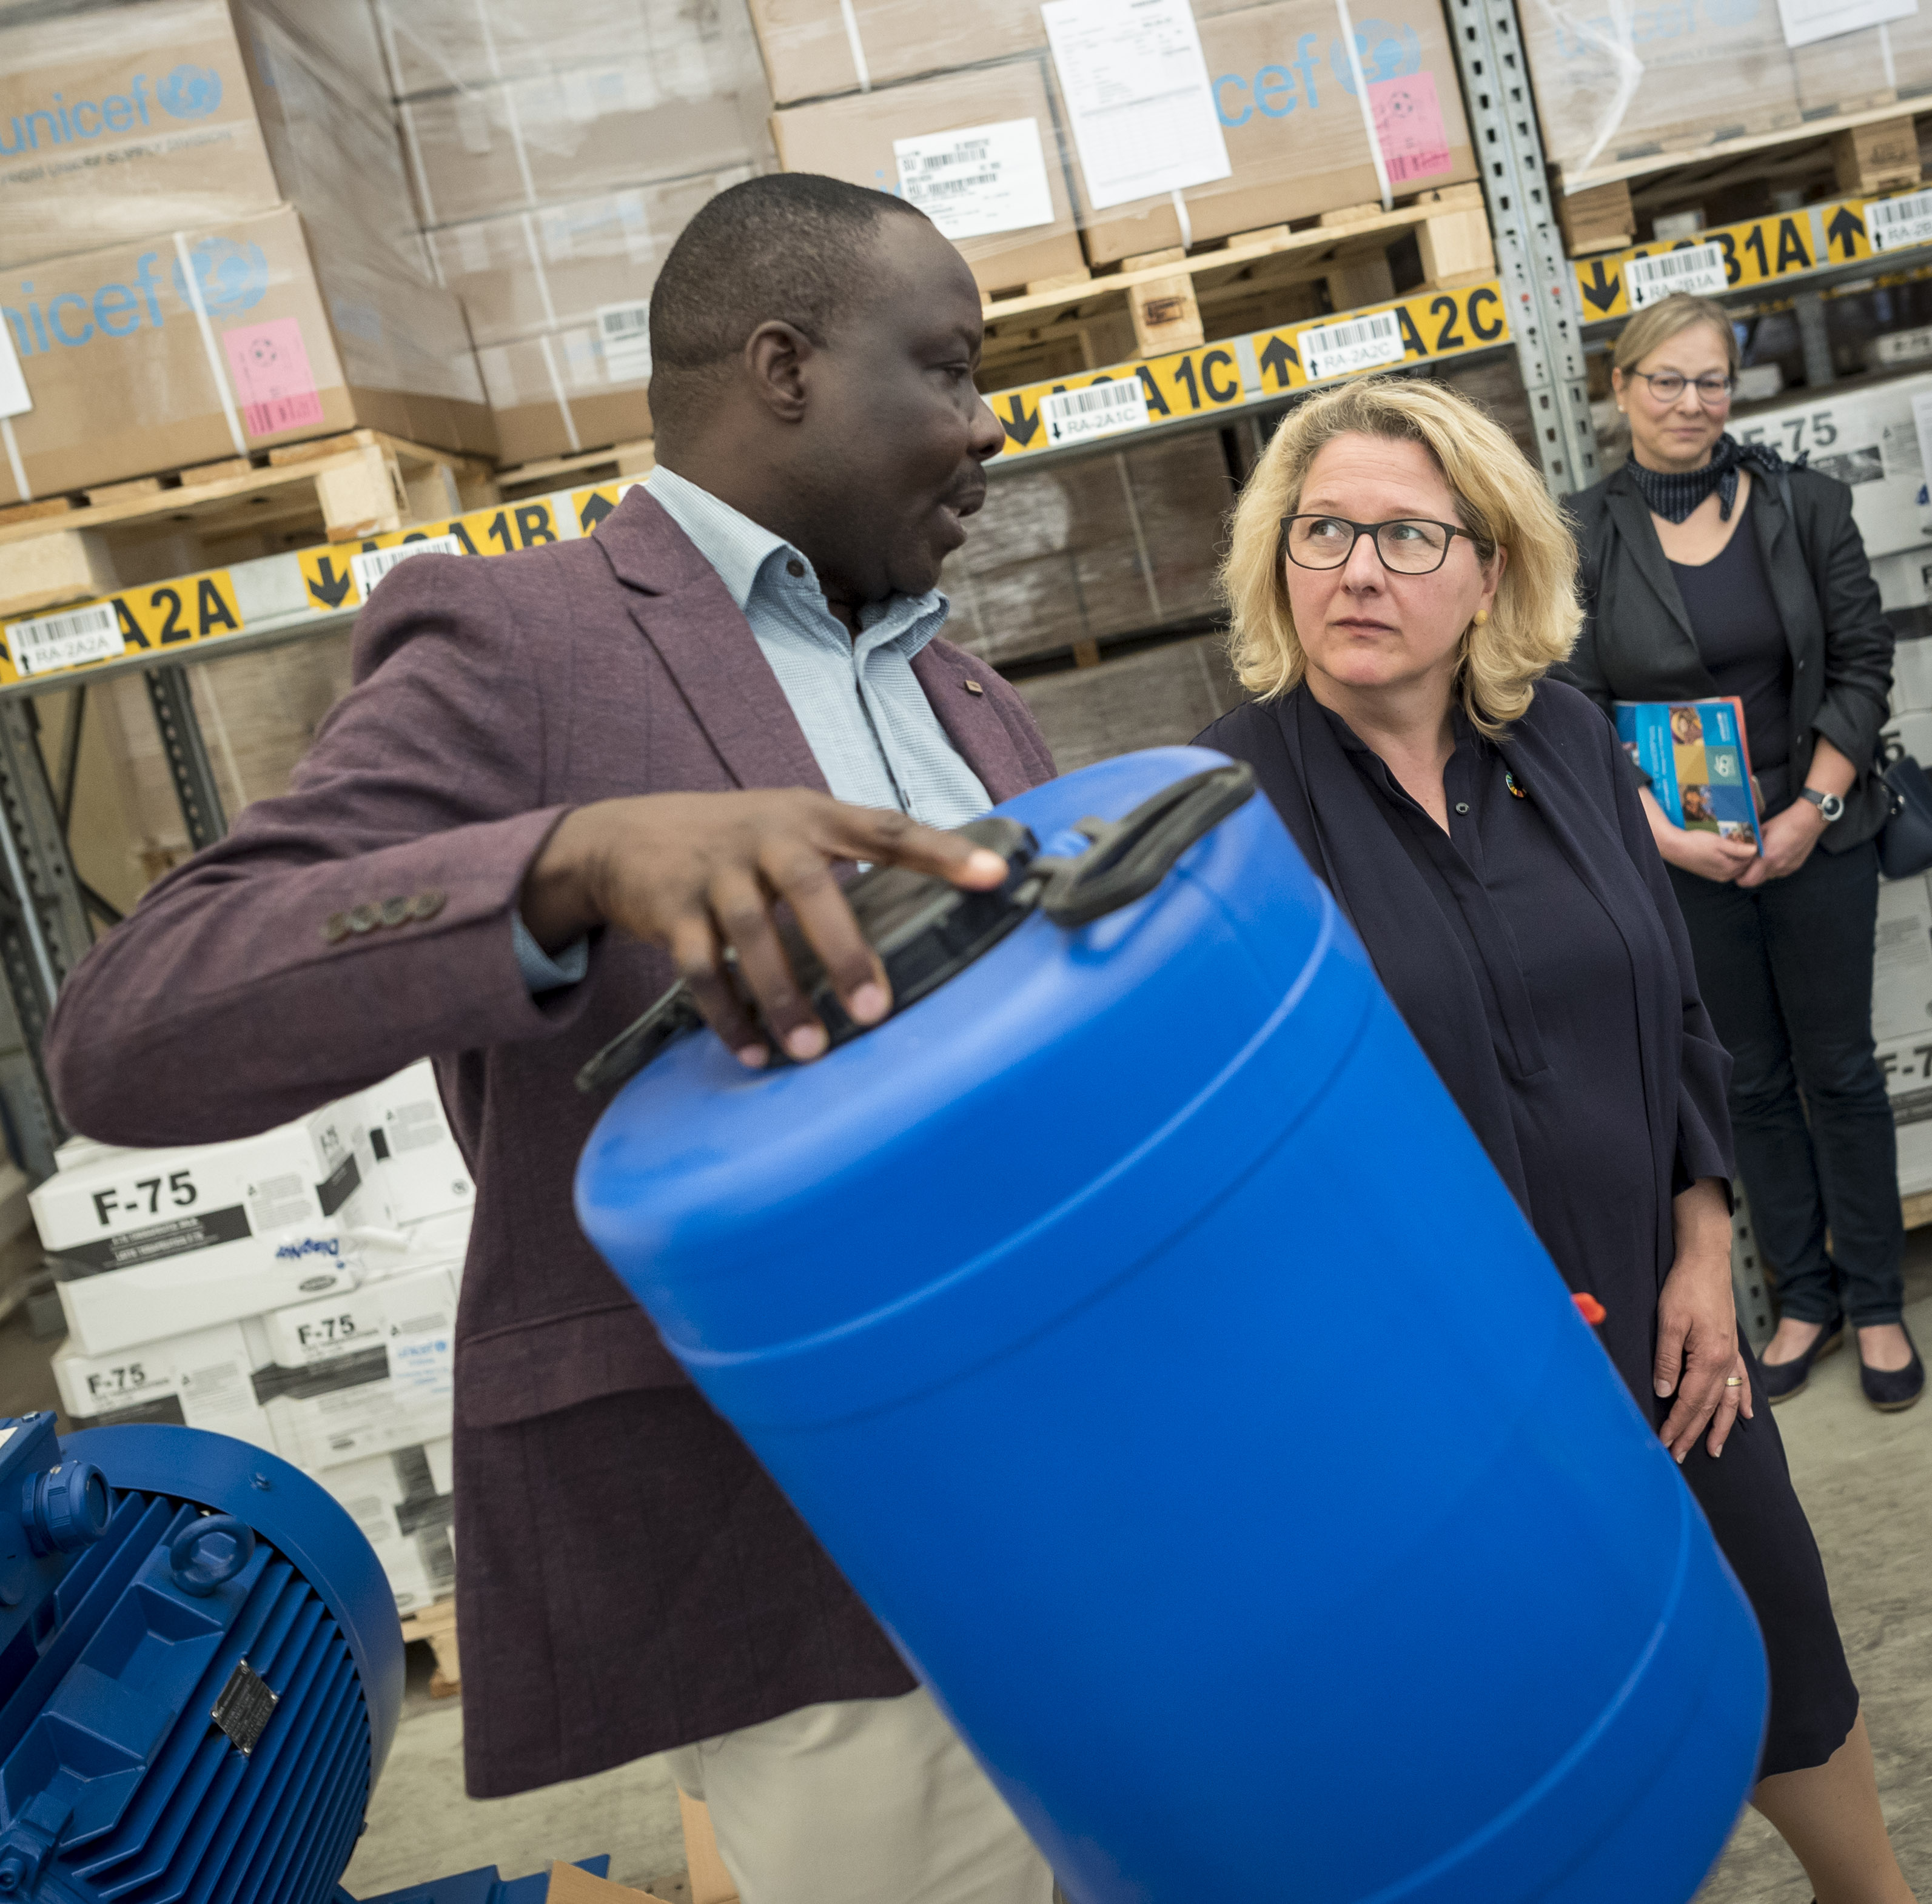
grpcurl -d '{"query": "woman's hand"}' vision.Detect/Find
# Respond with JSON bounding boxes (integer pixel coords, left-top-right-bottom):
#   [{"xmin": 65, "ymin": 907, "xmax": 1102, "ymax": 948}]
[
  {"xmin": 1640, "ymin": 789, "xmax": 1758, "ymax": 883},
  {"xmin": 1655, "ymin": 1178, "xmax": 1751, "ymax": 1461},
  {"xmin": 1735, "ymin": 799, "xmax": 1826, "ymax": 888}
]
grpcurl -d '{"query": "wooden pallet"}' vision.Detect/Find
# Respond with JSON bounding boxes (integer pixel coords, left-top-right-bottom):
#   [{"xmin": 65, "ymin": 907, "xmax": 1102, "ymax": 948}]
[
  {"xmin": 979, "ymin": 186, "xmax": 1494, "ymax": 390},
  {"xmin": 495, "ymin": 437, "xmax": 656, "ymax": 503},
  {"xmin": 1560, "ymin": 109, "xmax": 1927, "ymax": 254},
  {"xmin": 398, "ymin": 1594, "xmax": 461, "ymax": 1698},
  {"xmin": 0, "ymin": 431, "xmax": 499, "ymax": 621}
]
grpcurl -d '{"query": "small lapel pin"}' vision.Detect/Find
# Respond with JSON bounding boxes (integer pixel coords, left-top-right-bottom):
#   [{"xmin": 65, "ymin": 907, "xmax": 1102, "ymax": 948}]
[
  {"xmin": 963, "ymin": 679, "xmax": 984, "ymax": 696},
  {"xmin": 1504, "ymin": 769, "xmax": 1526, "ymax": 799}
]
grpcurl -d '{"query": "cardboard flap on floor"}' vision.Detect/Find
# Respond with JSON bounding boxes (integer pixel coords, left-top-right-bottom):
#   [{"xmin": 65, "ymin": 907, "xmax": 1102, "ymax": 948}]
[{"xmin": 545, "ymin": 1863, "xmax": 675, "ymax": 1904}]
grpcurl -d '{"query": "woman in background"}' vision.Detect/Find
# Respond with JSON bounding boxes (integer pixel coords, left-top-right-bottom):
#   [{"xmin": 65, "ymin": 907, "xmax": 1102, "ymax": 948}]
[
  {"xmin": 1198, "ymin": 374, "xmax": 1914, "ymax": 1902},
  {"xmin": 1561, "ymin": 293, "xmax": 1918, "ymax": 1412}
]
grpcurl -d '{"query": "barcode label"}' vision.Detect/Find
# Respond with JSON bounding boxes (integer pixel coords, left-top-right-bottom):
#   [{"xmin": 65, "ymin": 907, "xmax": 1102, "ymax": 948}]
[
  {"xmin": 893, "ymin": 118, "xmax": 1055, "ymax": 243},
  {"xmin": 350, "ymin": 535, "xmax": 464, "ymax": 602},
  {"xmin": 1623, "ymin": 242, "xmax": 1727, "ymax": 308},
  {"xmin": 1039, "ymin": 377, "xmax": 1150, "ymax": 445},
  {"xmin": 5, "ymin": 601, "xmax": 121, "ymax": 676},
  {"xmin": 1300, "ymin": 309, "xmax": 1406, "ymax": 383},
  {"xmin": 595, "ymin": 301, "xmax": 652, "ymax": 383},
  {"xmin": 1868, "ymin": 189, "xmax": 1932, "ymax": 253}
]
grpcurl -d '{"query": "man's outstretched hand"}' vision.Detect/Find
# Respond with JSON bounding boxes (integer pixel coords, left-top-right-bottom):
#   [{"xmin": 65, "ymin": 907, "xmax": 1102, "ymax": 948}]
[{"xmin": 520, "ymin": 791, "xmax": 1011, "ymax": 1067}]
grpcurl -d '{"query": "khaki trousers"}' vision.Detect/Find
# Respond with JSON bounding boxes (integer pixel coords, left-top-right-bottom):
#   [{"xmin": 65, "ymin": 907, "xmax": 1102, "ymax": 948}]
[{"xmin": 663, "ymin": 1688, "xmax": 1055, "ymax": 1904}]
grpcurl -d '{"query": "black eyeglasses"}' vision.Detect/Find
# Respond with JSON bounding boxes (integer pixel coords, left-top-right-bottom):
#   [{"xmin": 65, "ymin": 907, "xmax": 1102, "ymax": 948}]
[
  {"xmin": 1626, "ymin": 369, "xmax": 1734, "ymax": 404},
  {"xmin": 1280, "ymin": 514, "xmax": 1475, "ymax": 576}
]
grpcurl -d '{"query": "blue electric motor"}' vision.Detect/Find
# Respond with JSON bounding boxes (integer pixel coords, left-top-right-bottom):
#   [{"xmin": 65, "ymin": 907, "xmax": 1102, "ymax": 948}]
[
  {"xmin": 0, "ymin": 1412, "xmax": 403, "ymax": 1904},
  {"xmin": 575, "ymin": 746, "xmax": 1769, "ymax": 1904}
]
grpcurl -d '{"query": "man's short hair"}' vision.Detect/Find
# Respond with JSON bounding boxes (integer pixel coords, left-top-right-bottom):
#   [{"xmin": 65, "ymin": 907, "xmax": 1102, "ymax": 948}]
[{"xmin": 647, "ymin": 174, "xmax": 928, "ymax": 433}]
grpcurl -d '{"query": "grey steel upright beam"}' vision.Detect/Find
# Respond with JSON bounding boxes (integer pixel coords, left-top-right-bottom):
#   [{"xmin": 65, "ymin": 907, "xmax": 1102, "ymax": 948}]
[
  {"xmin": 1444, "ymin": 0, "xmax": 1600, "ymax": 495},
  {"xmin": 144, "ymin": 665, "xmax": 228, "ymax": 850},
  {"xmin": 0, "ymin": 700, "xmax": 96, "ymax": 1176}
]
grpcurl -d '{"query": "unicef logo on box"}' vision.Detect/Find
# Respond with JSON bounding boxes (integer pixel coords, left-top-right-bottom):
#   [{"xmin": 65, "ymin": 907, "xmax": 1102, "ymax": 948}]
[
  {"xmin": 172, "ymin": 237, "xmax": 269, "ymax": 317},
  {"xmin": 1330, "ymin": 20, "xmax": 1421, "ymax": 90},
  {"xmin": 158, "ymin": 64, "xmax": 223, "ymax": 121}
]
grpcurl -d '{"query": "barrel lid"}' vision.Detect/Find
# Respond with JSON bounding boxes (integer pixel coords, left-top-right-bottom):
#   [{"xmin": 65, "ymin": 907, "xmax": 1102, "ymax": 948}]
[{"xmin": 577, "ymin": 763, "xmax": 1256, "ymax": 1094}]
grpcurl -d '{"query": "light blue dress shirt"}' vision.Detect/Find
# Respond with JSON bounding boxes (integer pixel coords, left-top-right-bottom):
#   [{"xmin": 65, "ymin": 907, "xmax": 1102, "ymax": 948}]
[{"xmin": 514, "ymin": 467, "xmax": 991, "ymax": 992}]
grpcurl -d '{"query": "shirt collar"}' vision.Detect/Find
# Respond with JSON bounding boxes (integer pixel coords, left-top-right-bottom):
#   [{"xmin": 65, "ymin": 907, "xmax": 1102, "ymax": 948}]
[{"xmin": 646, "ymin": 464, "xmax": 950, "ymax": 655}]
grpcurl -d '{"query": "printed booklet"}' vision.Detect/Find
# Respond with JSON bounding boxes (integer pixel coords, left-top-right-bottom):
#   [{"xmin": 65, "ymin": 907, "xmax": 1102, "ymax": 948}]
[{"xmin": 1612, "ymin": 697, "xmax": 1763, "ymax": 850}]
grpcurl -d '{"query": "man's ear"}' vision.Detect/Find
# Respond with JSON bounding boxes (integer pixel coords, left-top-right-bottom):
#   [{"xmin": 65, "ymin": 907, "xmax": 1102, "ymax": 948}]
[{"xmin": 743, "ymin": 320, "xmax": 813, "ymax": 424}]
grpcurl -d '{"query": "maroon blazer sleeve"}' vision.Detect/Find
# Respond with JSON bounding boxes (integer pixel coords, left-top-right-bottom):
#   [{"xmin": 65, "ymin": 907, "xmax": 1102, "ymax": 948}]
[{"xmin": 45, "ymin": 552, "xmax": 594, "ymax": 1146}]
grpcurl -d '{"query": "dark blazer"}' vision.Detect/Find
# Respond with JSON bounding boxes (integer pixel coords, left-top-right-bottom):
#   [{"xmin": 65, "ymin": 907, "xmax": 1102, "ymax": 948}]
[
  {"xmin": 1558, "ymin": 460, "xmax": 1894, "ymax": 848},
  {"xmin": 42, "ymin": 488, "xmax": 1057, "ymax": 1797}
]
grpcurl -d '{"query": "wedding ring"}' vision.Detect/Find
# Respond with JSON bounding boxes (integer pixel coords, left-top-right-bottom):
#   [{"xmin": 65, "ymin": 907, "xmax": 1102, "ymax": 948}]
[{"xmin": 1724, "ymin": 1376, "xmax": 1743, "ymax": 1387}]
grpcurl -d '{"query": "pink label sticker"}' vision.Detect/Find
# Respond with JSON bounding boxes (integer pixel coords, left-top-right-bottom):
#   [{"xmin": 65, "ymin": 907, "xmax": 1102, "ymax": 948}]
[
  {"xmin": 223, "ymin": 317, "xmax": 326, "ymax": 438},
  {"xmin": 1370, "ymin": 72, "xmax": 1452, "ymax": 186}
]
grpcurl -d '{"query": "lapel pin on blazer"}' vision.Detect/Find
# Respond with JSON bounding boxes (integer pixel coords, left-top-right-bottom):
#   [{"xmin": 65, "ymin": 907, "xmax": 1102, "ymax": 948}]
[{"xmin": 964, "ymin": 679, "xmax": 984, "ymax": 695}]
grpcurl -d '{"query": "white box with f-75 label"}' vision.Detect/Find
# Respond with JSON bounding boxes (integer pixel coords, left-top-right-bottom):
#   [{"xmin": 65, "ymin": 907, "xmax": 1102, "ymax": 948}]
[
  {"xmin": 32, "ymin": 1104, "xmax": 391, "ymax": 1356},
  {"xmin": 52, "ymin": 1321, "xmax": 278, "ymax": 1450}
]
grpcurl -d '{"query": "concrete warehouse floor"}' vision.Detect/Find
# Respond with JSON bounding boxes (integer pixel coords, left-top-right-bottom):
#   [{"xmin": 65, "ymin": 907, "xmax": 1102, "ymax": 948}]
[{"xmin": 1, "ymin": 1242, "xmax": 1927, "ymax": 1899}]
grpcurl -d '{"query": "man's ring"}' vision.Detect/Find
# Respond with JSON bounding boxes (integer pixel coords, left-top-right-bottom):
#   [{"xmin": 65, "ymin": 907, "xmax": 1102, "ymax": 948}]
[{"xmin": 1725, "ymin": 1376, "xmax": 1743, "ymax": 1387}]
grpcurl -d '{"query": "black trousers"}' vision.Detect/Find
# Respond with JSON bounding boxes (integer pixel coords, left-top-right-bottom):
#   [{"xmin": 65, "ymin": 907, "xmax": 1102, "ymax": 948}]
[{"xmin": 1669, "ymin": 839, "xmax": 1905, "ymax": 1328}]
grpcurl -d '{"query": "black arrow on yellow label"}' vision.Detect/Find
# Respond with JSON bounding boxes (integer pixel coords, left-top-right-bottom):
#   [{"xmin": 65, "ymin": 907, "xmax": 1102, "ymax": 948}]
[
  {"xmin": 999, "ymin": 395, "xmax": 1041, "ymax": 448},
  {"xmin": 579, "ymin": 492, "xmax": 617, "ymax": 532},
  {"xmin": 1580, "ymin": 261, "xmax": 1620, "ymax": 314},
  {"xmin": 307, "ymin": 556, "xmax": 354, "ymax": 609},
  {"xmin": 1826, "ymin": 204, "xmax": 1866, "ymax": 261},
  {"xmin": 1258, "ymin": 335, "xmax": 1300, "ymax": 388}
]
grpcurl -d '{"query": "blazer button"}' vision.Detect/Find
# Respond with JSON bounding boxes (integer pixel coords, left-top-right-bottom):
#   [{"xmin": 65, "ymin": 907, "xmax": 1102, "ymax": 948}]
[
  {"xmin": 322, "ymin": 913, "xmax": 350, "ymax": 945},
  {"xmin": 347, "ymin": 902, "xmax": 381, "ymax": 933},
  {"xmin": 380, "ymin": 896, "xmax": 411, "ymax": 928},
  {"xmin": 411, "ymin": 888, "xmax": 448, "ymax": 921},
  {"xmin": 964, "ymin": 679, "xmax": 984, "ymax": 695}
]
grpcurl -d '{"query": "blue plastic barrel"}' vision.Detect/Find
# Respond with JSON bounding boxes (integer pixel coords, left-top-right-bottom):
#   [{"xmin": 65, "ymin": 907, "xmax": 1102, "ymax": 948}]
[{"xmin": 575, "ymin": 746, "xmax": 1766, "ymax": 1904}]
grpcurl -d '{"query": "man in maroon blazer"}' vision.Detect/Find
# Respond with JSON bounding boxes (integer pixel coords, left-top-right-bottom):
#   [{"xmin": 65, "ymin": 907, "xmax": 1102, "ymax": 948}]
[{"xmin": 45, "ymin": 176, "xmax": 1058, "ymax": 1902}]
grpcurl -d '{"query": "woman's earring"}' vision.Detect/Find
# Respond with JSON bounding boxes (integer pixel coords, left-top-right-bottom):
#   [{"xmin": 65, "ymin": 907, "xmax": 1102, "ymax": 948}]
[{"xmin": 1472, "ymin": 609, "xmax": 1489, "ymax": 626}]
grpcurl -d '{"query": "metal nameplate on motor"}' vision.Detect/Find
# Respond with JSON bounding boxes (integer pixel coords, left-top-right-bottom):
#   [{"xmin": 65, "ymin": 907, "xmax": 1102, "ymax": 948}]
[{"xmin": 211, "ymin": 1658, "xmax": 278, "ymax": 1755}]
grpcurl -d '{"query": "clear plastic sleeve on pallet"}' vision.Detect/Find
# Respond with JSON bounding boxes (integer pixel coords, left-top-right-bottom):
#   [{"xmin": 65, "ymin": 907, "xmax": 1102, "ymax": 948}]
[
  {"xmin": 0, "ymin": 0, "xmax": 428, "ymax": 278},
  {"xmin": 399, "ymin": 49, "xmax": 774, "ymax": 227},
  {"xmin": 1061, "ymin": 0, "xmax": 1479, "ymax": 266},
  {"xmin": 1014, "ymin": 633, "xmax": 1244, "ymax": 771},
  {"xmin": 0, "ymin": 205, "xmax": 492, "ymax": 507},
  {"xmin": 940, "ymin": 432, "xmax": 1230, "ymax": 666},
  {"xmin": 771, "ymin": 55, "xmax": 1087, "ymax": 297},
  {"xmin": 376, "ymin": 0, "xmax": 754, "ymax": 99},
  {"xmin": 1524, "ymin": 0, "xmax": 1932, "ymax": 186},
  {"xmin": 426, "ymin": 167, "xmax": 754, "ymax": 345},
  {"xmin": 475, "ymin": 324, "xmax": 655, "ymax": 464}
]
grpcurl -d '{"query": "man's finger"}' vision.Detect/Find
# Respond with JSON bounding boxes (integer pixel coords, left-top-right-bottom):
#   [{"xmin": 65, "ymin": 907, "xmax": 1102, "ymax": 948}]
[
  {"xmin": 832, "ymin": 804, "xmax": 1010, "ymax": 888},
  {"xmin": 709, "ymin": 868, "xmax": 829, "ymax": 1062},
  {"xmin": 670, "ymin": 916, "xmax": 767, "ymax": 1068},
  {"xmin": 766, "ymin": 848, "xmax": 893, "ymax": 1025}
]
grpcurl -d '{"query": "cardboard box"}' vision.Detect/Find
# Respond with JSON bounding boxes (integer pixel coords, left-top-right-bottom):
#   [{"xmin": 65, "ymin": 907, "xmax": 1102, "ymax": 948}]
[
  {"xmin": 33, "ymin": 1102, "xmax": 384, "ymax": 1356},
  {"xmin": 426, "ymin": 170, "xmax": 748, "ymax": 346},
  {"xmin": 476, "ymin": 327, "xmax": 654, "ymax": 463},
  {"xmin": 314, "ymin": 1440, "xmax": 455, "ymax": 1615},
  {"xmin": 1734, "ymin": 371, "xmax": 1932, "ymax": 563},
  {"xmin": 1894, "ymin": 629, "xmax": 1932, "ymax": 717},
  {"xmin": 400, "ymin": 56, "xmax": 773, "ymax": 226},
  {"xmin": 748, "ymin": 0, "xmax": 1046, "ymax": 105},
  {"xmin": 251, "ymin": 1263, "xmax": 455, "ymax": 1469},
  {"xmin": 771, "ymin": 58, "xmax": 1086, "ymax": 295},
  {"xmin": 1874, "ymin": 873, "xmax": 1932, "ymax": 1195},
  {"xmin": 0, "ymin": 206, "xmax": 492, "ymax": 506},
  {"xmin": 1526, "ymin": 0, "xmax": 1932, "ymax": 184},
  {"xmin": 53, "ymin": 1319, "xmax": 277, "ymax": 1446},
  {"xmin": 362, "ymin": 1062, "xmax": 475, "ymax": 1227},
  {"xmin": 0, "ymin": 0, "xmax": 427, "ymax": 277},
  {"xmin": 1064, "ymin": 0, "xmax": 1478, "ymax": 266},
  {"xmin": 377, "ymin": 0, "xmax": 760, "ymax": 99}
]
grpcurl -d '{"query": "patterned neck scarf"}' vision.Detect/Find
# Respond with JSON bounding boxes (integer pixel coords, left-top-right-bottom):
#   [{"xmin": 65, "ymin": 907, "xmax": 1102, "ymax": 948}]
[{"xmin": 1626, "ymin": 432, "xmax": 1787, "ymax": 523}]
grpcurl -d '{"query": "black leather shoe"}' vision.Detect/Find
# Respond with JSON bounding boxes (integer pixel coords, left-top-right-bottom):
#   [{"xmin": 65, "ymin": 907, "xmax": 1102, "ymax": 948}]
[
  {"xmin": 1761, "ymin": 1317, "xmax": 1843, "ymax": 1402},
  {"xmin": 1859, "ymin": 1323, "xmax": 1924, "ymax": 1412}
]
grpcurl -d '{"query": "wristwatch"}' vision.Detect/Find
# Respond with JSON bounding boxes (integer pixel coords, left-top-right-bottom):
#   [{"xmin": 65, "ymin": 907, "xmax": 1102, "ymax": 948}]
[{"xmin": 1800, "ymin": 786, "xmax": 1846, "ymax": 823}]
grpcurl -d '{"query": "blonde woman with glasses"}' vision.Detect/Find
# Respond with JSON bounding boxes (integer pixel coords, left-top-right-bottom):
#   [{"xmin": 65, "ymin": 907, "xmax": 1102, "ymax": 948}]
[
  {"xmin": 1560, "ymin": 292, "xmax": 1918, "ymax": 1415},
  {"xmin": 1196, "ymin": 375, "xmax": 1915, "ymax": 1904}
]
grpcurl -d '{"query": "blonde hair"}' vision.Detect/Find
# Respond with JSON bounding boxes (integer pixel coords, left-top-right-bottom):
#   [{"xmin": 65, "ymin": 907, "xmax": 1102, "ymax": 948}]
[
  {"xmin": 1221, "ymin": 376, "xmax": 1581, "ymax": 737},
  {"xmin": 1611, "ymin": 292, "xmax": 1740, "ymax": 376}
]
